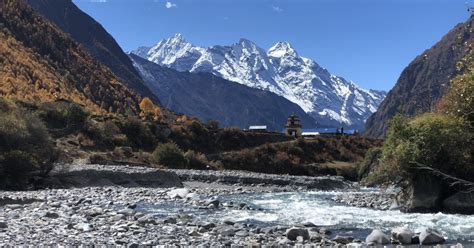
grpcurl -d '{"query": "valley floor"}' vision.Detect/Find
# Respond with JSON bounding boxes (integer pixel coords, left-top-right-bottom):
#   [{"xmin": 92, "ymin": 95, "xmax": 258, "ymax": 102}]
[{"xmin": 0, "ymin": 166, "xmax": 471, "ymax": 247}]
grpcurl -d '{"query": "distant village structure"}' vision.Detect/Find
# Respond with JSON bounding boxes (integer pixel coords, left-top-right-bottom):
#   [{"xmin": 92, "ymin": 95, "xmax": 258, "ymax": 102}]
[
  {"xmin": 247, "ymin": 114, "xmax": 358, "ymax": 137},
  {"xmin": 248, "ymin": 125, "xmax": 268, "ymax": 132},
  {"xmin": 284, "ymin": 114, "xmax": 302, "ymax": 138}
]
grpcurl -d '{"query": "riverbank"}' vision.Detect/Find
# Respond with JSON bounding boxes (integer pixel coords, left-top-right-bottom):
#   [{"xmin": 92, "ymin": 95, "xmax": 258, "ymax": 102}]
[{"xmin": 0, "ymin": 166, "xmax": 471, "ymax": 246}]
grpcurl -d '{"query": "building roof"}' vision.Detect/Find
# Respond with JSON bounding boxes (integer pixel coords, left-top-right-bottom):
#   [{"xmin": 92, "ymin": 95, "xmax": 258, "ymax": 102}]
[
  {"xmin": 301, "ymin": 128, "xmax": 356, "ymax": 134},
  {"xmin": 249, "ymin": 125, "xmax": 267, "ymax": 130},
  {"xmin": 302, "ymin": 132, "xmax": 320, "ymax": 136}
]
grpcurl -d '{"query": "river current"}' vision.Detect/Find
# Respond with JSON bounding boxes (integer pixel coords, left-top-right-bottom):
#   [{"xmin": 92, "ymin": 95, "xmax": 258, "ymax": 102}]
[{"xmin": 142, "ymin": 189, "xmax": 474, "ymax": 245}]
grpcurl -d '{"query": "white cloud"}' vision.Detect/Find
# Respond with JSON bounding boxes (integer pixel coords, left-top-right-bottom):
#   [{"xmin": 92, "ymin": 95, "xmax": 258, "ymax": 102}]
[
  {"xmin": 89, "ymin": 0, "xmax": 107, "ymax": 3},
  {"xmin": 272, "ymin": 5, "xmax": 283, "ymax": 12},
  {"xmin": 165, "ymin": 1, "xmax": 177, "ymax": 8}
]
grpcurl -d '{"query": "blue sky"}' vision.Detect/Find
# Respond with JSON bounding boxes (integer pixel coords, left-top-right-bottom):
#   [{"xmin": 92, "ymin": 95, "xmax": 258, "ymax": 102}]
[{"xmin": 73, "ymin": 0, "xmax": 471, "ymax": 91}]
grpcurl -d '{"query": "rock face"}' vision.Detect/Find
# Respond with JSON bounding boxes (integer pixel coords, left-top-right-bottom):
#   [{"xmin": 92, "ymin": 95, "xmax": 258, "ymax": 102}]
[
  {"xmin": 443, "ymin": 192, "xmax": 474, "ymax": 214},
  {"xmin": 48, "ymin": 164, "xmax": 183, "ymax": 188},
  {"xmin": 365, "ymin": 16, "xmax": 474, "ymax": 138},
  {"xmin": 419, "ymin": 228, "xmax": 445, "ymax": 245},
  {"xmin": 26, "ymin": 0, "xmax": 159, "ymax": 103},
  {"xmin": 365, "ymin": 229, "xmax": 390, "ymax": 245},
  {"xmin": 393, "ymin": 174, "xmax": 474, "ymax": 214},
  {"xmin": 402, "ymin": 174, "xmax": 442, "ymax": 212},
  {"xmin": 130, "ymin": 54, "xmax": 316, "ymax": 131},
  {"xmin": 132, "ymin": 34, "xmax": 386, "ymax": 130}
]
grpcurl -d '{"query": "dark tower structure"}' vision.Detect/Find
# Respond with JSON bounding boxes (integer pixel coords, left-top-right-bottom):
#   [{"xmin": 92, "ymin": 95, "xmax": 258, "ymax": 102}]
[{"xmin": 285, "ymin": 114, "xmax": 302, "ymax": 137}]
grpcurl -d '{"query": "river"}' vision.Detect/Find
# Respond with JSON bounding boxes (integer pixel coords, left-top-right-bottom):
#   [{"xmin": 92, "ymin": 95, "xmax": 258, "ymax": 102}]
[{"xmin": 142, "ymin": 189, "xmax": 474, "ymax": 245}]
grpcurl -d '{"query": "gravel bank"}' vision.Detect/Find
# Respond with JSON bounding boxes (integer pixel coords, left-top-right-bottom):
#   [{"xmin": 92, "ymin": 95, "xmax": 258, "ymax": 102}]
[
  {"xmin": 46, "ymin": 164, "xmax": 183, "ymax": 188},
  {"xmin": 170, "ymin": 169, "xmax": 354, "ymax": 191},
  {"xmin": 0, "ymin": 185, "xmax": 354, "ymax": 246},
  {"xmin": 0, "ymin": 166, "xmax": 459, "ymax": 246}
]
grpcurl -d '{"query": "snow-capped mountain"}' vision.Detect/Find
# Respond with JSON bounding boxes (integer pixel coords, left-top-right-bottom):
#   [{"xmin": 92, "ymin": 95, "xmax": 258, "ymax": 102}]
[{"xmin": 132, "ymin": 33, "xmax": 386, "ymax": 129}]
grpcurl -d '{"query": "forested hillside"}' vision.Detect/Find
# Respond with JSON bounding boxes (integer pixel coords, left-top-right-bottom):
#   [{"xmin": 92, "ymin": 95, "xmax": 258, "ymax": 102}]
[
  {"xmin": 26, "ymin": 0, "xmax": 160, "ymax": 104},
  {"xmin": 0, "ymin": 0, "xmax": 141, "ymax": 114}
]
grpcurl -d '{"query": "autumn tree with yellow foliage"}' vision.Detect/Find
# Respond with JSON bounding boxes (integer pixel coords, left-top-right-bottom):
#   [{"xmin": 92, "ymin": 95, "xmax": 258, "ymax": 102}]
[{"xmin": 139, "ymin": 97, "xmax": 162, "ymax": 122}]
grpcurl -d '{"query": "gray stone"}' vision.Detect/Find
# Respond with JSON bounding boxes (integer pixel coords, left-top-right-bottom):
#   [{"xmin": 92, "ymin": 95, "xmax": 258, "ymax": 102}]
[
  {"xmin": 332, "ymin": 235, "xmax": 354, "ymax": 244},
  {"xmin": 84, "ymin": 207, "xmax": 103, "ymax": 217},
  {"xmin": 75, "ymin": 223, "xmax": 93, "ymax": 232},
  {"xmin": 302, "ymin": 222, "xmax": 317, "ymax": 227},
  {"xmin": 205, "ymin": 198, "xmax": 219, "ymax": 208},
  {"xmin": 188, "ymin": 230, "xmax": 201, "ymax": 237},
  {"xmin": 219, "ymin": 227, "xmax": 236, "ymax": 236},
  {"xmin": 117, "ymin": 208, "xmax": 135, "ymax": 216},
  {"xmin": 443, "ymin": 192, "xmax": 474, "ymax": 214},
  {"xmin": 167, "ymin": 188, "xmax": 189, "ymax": 199},
  {"xmin": 419, "ymin": 228, "xmax": 445, "ymax": 245},
  {"xmin": 365, "ymin": 229, "xmax": 390, "ymax": 245},
  {"xmin": 164, "ymin": 217, "xmax": 177, "ymax": 224},
  {"xmin": 7, "ymin": 204, "xmax": 23, "ymax": 210},
  {"xmin": 296, "ymin": 236, "xmax": 304, "ymax": 243},
  {"xmin": 286, "ymin": 227, "xmax": 309, "ymax": 241},
  {"xmin": 44, "ymin": 212, "xmax": 59, "ymax": 218},
  {"xmin": 137, "ymin": 215, "xmax": 156, "ymax": 225},
  {"xmin": 223, "ymin": 220, "xmax": 235, "ymax": 225},
  {"xmin": 0, "ymin": 222, "xmax": 7, "ymax": 229},
  {"xmin": 200, "ymin": 222, "xmax": 216, "ymax": 230},
  {"xmin": 260, "ymin": 227, "xmax": 273, "ymax": 234},
  {"xmin": 391, "ymin": 227, "xmax": 413, "ymax": 244}
]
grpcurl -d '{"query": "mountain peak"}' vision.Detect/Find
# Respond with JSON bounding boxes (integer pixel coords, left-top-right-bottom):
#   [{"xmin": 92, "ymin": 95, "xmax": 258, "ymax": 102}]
[
  {"xmin": 268, "ymin": 41, "xmax": 297, "ymax": 58},
  {"xmin": 238, "ymin": 38, "xmax": 258, "ymax": 48},
  {"xmin": 134, "ymin": 35, "xmax": 386, "ymax": 129},
  {"xmin": 168, "ymin": 33, "xmax": 188, "ymax": 44}
]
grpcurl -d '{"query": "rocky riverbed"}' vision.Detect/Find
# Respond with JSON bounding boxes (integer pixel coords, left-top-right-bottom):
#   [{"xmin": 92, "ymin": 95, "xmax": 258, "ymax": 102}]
[
  {"xmin": 0, "ymin": 184, "xmax": 352, "ymax": 246},
  {"xmin": 0, "ymin": 165, "xmax": 471, "ymax": 246}
]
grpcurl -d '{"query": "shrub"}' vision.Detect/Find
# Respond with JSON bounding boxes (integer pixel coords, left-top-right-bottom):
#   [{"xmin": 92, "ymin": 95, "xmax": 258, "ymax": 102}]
[
  {"xmin": 121, "ymin": 117, "xmax": 155, "ymax": 149},
  {"xmin": 184, "ymin": 150, "xmax": 208, "ymax": 169},
  {"xmin": 216, "ymin": 127, "xmax": 246, "ymax": 150},
  {"xmin": 0, "ymin": 104, "xmax": 56, "ymax": 189},
  {"xmin": 372, "ymin": 113, "xmax": 472, "ymax": 184},
  {"xmin": 288, "ymin": 141, "xmax": 304, "ymax": 156},
  {"xmin": 206, "ymin": 119, "xmax": 219, "ymax": 130},
  {"xmin": 65, "ymin": 103, "xmax": 88, "ymax": 128},
  {"xmin": 357, "ymin": 147, "xmax": 382, "ymax": 184},
  {"xmin": 151, "ymin": 142, "xmax": 187, "ymax": 168},
  {"xmin": 440, "ymin": 59, "xmax": 474, "ymax": 129},
  {"xmin": 37, "ymin": 101, "xmax": 88, "ymax": 130},
  {"xmin": 83, "ymin": 119, "xmax": 122, "ymax": 148}
]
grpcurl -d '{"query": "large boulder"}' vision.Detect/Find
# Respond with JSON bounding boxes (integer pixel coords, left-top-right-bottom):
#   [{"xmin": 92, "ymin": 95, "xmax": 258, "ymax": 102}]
[
  {"xmin": 395, "ymin": 174, "xmax": 442, "ymax": 212},
  {"xmin": 365, "ymin": 229, "xmax": 390, "ymax": 245},
  {"xmin": 443, "ymin": 192, "xmax": 474, "ymax": 214},
  {"xmin": 391, "ymin": 226, "xmax": 414, "ymax": 244},
  {"xmin": 286, "ymin": 227, "xmax": 310, "ymax": 241},
  {"xmin": 419, "ymin": 228, "xmax": 445, "ymax": 245}
]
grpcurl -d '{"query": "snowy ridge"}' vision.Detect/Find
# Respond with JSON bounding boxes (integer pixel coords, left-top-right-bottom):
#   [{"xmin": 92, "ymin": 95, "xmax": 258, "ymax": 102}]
[{"xmin": 131, "ymin": 34, "xmax": 386, "ymax": 129}]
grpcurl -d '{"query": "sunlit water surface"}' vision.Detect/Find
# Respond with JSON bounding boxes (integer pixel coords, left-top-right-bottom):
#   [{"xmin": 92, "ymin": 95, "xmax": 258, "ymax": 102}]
[{"xmin": 141, "ymin": 190, "xmax": 474, "ymax": 244}]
